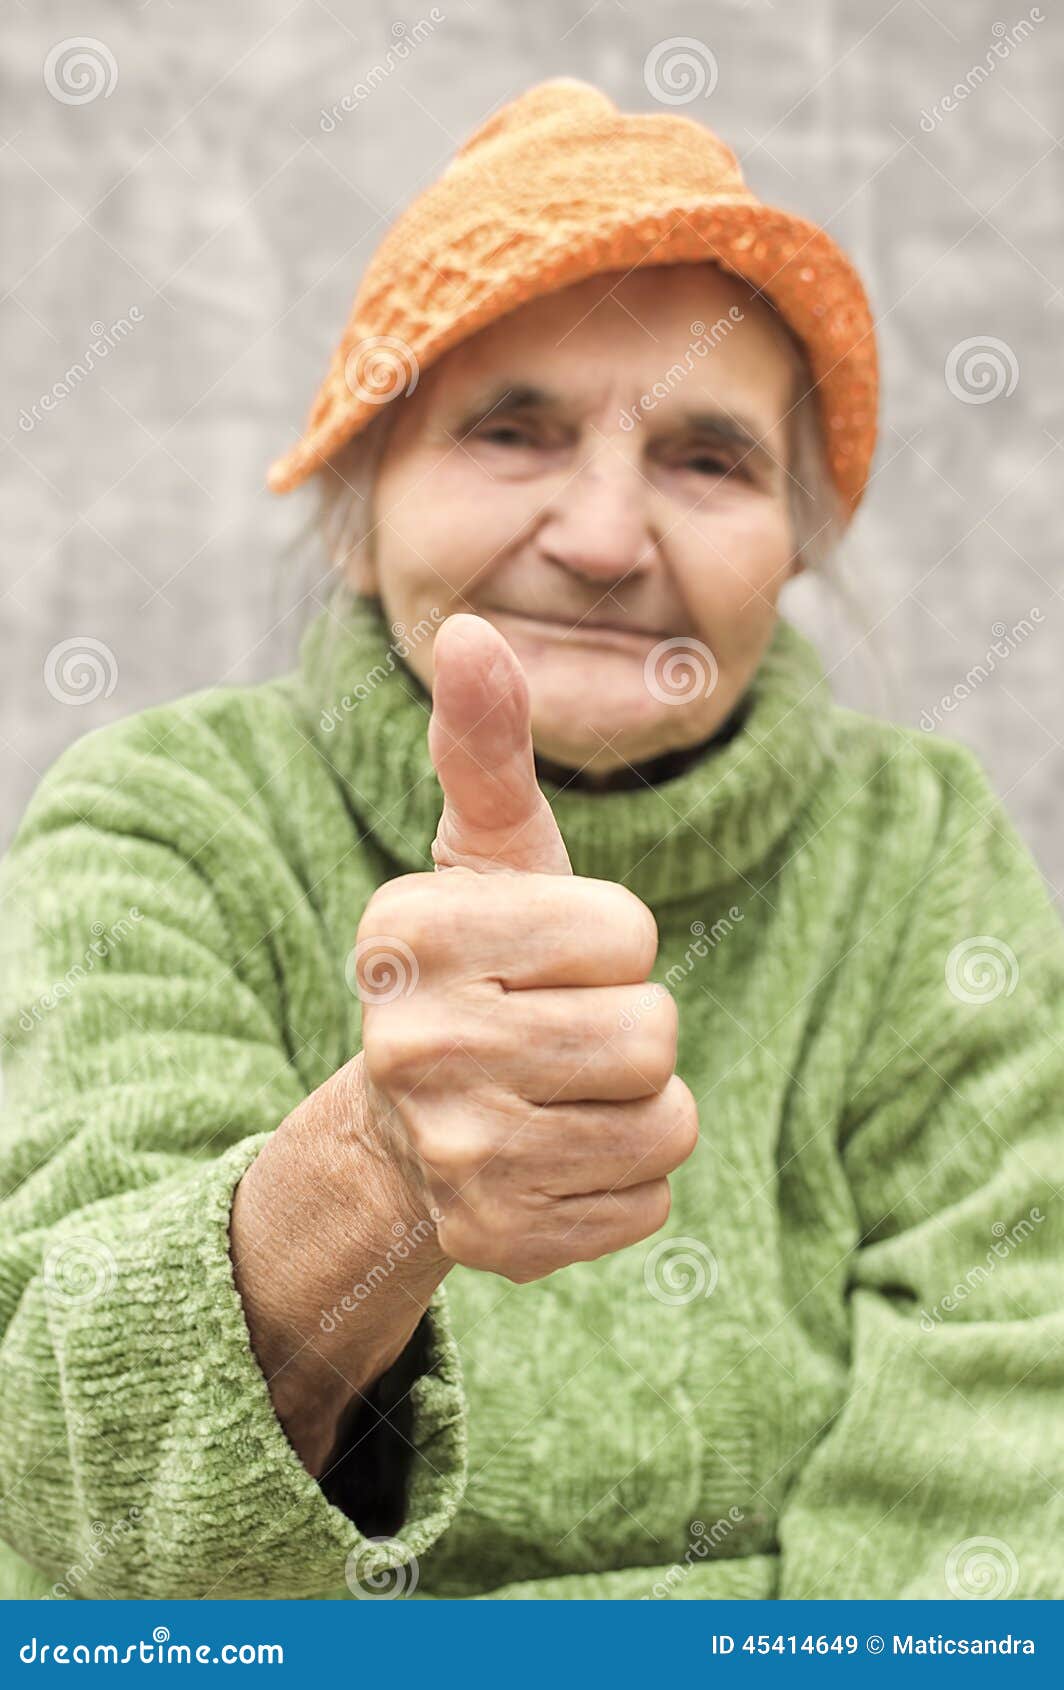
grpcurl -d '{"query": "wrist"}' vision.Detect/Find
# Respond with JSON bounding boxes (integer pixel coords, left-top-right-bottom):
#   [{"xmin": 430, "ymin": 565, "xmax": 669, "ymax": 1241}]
[{"xmin": 230, "ymin": 1054, "xmax": 449, "ymax": 1475}]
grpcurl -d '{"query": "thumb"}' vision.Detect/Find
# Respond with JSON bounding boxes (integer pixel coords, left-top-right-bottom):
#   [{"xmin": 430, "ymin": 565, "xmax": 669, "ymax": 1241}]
[{"xmin": 428, "ymin": 614, "xmax": 571, "ymax": 875}]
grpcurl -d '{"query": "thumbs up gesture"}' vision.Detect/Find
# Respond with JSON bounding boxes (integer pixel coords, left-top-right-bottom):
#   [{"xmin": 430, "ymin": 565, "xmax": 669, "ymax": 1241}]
[{"xmin": 354, "ymin": 614, "xmax": 699, "ymax": 1283}]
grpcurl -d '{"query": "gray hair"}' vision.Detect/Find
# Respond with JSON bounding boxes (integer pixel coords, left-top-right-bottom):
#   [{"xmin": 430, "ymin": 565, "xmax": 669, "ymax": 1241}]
[
  {"xmin": 785, "ymin": 349, "xmax": 848, "ymax": 576},
  {"xmin": 314, "ymin": 408, "xmax": 394, "ymax": 584}
]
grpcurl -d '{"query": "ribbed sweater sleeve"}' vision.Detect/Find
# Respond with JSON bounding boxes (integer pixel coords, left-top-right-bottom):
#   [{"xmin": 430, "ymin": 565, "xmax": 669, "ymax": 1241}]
[
  {"xmin": 778, "ymin": 739, "xmax": 1064, "ymax": 1599},
  {"xmin": 472, "ymin": 1559, "xmax": 776, "ymax": 1599},
  {"xmin": 0, "ymin": 701, "xmax": 466, "ymax": 1599}
]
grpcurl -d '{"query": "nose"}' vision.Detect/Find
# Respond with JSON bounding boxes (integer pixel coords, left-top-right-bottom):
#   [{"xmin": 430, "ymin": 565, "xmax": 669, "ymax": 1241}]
[{"xmin": 536, "ymin": 449, "xmax": 656, "ymax": 584}]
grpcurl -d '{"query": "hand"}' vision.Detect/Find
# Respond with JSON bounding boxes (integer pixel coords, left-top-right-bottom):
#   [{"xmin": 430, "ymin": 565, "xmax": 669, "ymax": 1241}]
[{"xmin": 356, "ymin": 613, "xmax": 699, "ymax": 1283}]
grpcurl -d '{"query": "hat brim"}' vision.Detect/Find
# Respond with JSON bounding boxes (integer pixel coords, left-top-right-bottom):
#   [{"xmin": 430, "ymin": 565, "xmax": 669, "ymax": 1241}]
[{"xmin": 267, "ymin": 198, "xmax": 877, "ymax": 514}]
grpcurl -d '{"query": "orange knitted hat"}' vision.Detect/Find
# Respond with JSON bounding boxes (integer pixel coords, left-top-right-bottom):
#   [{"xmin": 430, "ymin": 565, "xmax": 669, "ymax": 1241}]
[{"xmin": 267, "ymin": 78, "xmax": 878, "ymax": 513}]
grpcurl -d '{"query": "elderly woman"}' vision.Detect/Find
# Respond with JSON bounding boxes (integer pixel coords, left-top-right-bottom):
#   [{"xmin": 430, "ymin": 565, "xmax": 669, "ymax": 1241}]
[{"xmin": 1, "ymin": 79, "xmax": 1061, "ymax": 1604}]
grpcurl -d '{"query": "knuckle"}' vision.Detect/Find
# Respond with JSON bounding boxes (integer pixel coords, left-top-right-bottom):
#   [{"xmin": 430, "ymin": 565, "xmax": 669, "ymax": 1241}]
[
  {"xmin": 646, "ymin": 1176, "xmax": 673, "ymax": 1232},
  {"xmin": 361, "ymin": 1016, "xmax": 410, "ymax": 1090},
  {"xmin": 363, "ymin": 1011, "xmax": 457, "ymax": 1093},
  {"xmin": 673, "ymin": 1085, "xmax": 701, "ymax": 1159},
  {"xmin": 435, "ymin": 1209, "xmax": 478, "ymax": 1266},
  {"xmin": 361, "ymin": 869, "xmax": 495, "ymax": 975},
  {"xmin": 416, "ymin": 1122, "xmax": 487, "ymax": 1183},
  {"xmin": 617, "ymin": 887, "xmax": 659, "ymax": 968},
  {"xmin": 567, "ymin": 1228, "xmax": 611, "ymax": 1267},
  {"xmin": 611, "ymin": 1178, "xmax": 672, "ymax": 1246},
  {"xmin": 359, "ymin": 872, "xmax": 428, "ymax": 935},
  {"xmin": 646, "ymin": 982, "xmax": 679, "ymax": 1045},
  {"xmin": 355, "ymin": 877, "xmax": 433, "ymax": 974},
  {"xmin": 406, "ymin": 883, "xmax": 458, "ymax": 952},
  {"xmin": 635, "ymin": 990, "xmax": 679, "ymax": 1087},
  {"xmin": 438, "ymin": 1205, "xmax": 525, "ymax": 1278},
  {"xmin": 635, "ymin": 1078, "xmax": 698, "ymax": 1168},
  {"xmin": 629, "ymin": 1028, "xmax": 678, "ymax": 1093},
  {"xmin": 581, "ymin": 880, "xmax": 658, "ymax": 968},
  {"xmin": 615, "ymin": 1180, "xmax": 672, "ymax": 1247}
]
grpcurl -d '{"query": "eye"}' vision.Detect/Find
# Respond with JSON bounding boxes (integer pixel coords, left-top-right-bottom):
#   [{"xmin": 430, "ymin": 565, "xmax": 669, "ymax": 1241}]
[
  {"xmin": 477, "ymin": 423, "xmax": 536, "ymax": 448},
  {"xmin": 656, "ymin": 445, "xmax": 740, "ymax": 481},
  {"xmin": 466, "ymin": 417, "xmax": 574, "ymax": 460},
  {"xmin": 684, "ymin": 452, "xmax": 732, "ymax": 478}
]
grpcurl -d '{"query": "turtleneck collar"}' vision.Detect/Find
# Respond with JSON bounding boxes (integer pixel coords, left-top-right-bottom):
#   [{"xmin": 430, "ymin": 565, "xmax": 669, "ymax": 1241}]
[{"xmin": 296, "ymin": 591, "xmax": 837, "ymax": 909}]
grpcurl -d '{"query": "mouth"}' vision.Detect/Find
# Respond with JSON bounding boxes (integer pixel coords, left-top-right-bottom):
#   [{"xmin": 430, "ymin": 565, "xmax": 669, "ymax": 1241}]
[{"xmin": 481, "ymin": 607, "xmax": 670, "ymax": 654}]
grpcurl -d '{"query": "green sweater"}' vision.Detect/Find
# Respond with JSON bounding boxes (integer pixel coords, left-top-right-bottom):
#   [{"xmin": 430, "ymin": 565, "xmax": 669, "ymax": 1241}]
[{"xmin": 1, "ymin": 591, "xmax": 1062, "ymax": 1602}]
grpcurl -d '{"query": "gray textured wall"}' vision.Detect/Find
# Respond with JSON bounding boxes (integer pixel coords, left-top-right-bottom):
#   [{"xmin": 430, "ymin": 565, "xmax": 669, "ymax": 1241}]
[{"xmin": 3, "ymin": 1, "xmax": 1061, "ymax": 898}]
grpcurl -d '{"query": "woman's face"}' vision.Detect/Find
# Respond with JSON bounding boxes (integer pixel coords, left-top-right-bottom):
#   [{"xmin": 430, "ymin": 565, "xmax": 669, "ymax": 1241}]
[{"xmin": 361, "ymin": 264, "xmax": 806, "ymax": 773}]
